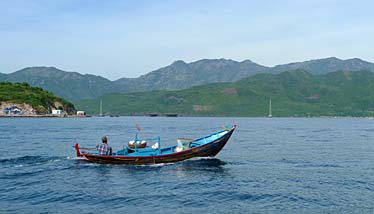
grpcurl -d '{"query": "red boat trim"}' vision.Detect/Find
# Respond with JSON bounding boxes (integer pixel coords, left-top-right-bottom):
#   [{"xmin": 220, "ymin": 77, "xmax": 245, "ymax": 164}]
[{"xmin": 74, "ymin": 143, "xmax": 83, "ymax": 157}]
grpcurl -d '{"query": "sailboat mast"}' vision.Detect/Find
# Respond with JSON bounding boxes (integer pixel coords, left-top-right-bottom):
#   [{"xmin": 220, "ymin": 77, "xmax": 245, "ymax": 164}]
[
  {"xmin": 100, "ymin": 99, "xmax": 103, "ymax": 117},
  {"xmin": 268, "ymin": 99, "xmax": 272, "ymax": 117}
]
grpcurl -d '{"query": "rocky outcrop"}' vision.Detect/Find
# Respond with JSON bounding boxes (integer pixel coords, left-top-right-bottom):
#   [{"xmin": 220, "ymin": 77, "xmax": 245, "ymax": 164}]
[
  {"xmin": 0, "ymin": 101, "xmax": 75, "ymax": 116},
  {"xmin": 0, "ymin": 102, "xmax": 36, "ymax": 116}
]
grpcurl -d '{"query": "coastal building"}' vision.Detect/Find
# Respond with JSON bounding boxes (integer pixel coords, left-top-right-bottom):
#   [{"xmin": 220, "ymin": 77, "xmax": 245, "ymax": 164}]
[
  {"xmin": 3, "ymin": 106, "xmax": 10, "ymax": 115},
  {"xmin": 4, "ymin": 106, "xmax": 22, "ymax": 115},
  {"xmin": 77, "ymin": 111, "xmax": 86, "ymax": 116},
  {"xmin": 1, "ymin": 106, "xmax": 22, "ymax": 115},
  {"xmin": 11, "ymin": 107, "xmax": 21, "ymax": 114},
  {"xmin": 52, "ymin": 109, "xmax": 63, "ymax": 115}
]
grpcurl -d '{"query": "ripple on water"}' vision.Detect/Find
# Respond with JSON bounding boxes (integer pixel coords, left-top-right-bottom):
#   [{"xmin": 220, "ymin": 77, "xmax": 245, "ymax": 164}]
[
  {"xmin": 1, "ymin": 117, "xmax": 374, "ymax": 213},
  {"xmin": 0, "ymin": 155, "xmax": 63, "ymax": 167}
]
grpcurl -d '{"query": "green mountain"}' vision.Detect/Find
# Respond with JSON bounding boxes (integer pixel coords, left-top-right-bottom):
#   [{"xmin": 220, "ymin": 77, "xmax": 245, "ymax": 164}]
[
  {"xmin": 0, "ymin": 59, "xmax": 268, "ymax": 101},
  {"xmin": 74, "ymin": 70, "xmax": 374, "ymax": 117},
  {"xmin": 0, "ymin": 82, "xmax": 75, "ymax": 114},
  {"xmin": 1, "ymin": 57, "xmax": 374, "ymax": 101},
  {"xmin": 115, "ymin": 57, "xmax": 374, "ymax": 94},
  {"xmin": 0, "ymin": 67, "xmax": 114, "ymax": 101},
  {"xmin": 113, "ymin": 59, "xmax": 268, "ymax": 92},
  {"xmin": 269, "ymin": 57, "xmax": 374, "ymax": 74}
]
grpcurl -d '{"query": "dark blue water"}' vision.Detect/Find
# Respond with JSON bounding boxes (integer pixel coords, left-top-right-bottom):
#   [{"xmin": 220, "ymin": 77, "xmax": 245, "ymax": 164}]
[{"xmin": 1, "ymin": 117, "xmax": 374, "ymax": 213}]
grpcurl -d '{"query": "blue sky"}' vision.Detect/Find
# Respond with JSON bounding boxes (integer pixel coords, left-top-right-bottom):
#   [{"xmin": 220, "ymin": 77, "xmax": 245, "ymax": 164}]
[{"xmin": 1, "ymin": 0, "xmax": 373, "ymax": 80}]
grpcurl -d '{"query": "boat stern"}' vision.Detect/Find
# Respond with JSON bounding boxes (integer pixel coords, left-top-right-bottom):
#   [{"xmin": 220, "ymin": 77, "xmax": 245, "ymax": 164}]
[{"xmin": 74, "ymin": 143, "xmax": 83, "ymax": 157}]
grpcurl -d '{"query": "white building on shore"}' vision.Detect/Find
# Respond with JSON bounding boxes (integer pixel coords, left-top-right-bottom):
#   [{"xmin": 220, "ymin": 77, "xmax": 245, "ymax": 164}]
[
  {"xmin": 77, "ymin": 111, "xmax": 86, "ymax": 116},
  {"xmin": 52, "ymin": 109, "xmax": 63, "ymax": 115}
]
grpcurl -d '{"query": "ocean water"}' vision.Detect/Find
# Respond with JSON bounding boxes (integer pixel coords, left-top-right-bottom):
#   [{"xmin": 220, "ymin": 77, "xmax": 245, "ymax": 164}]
[{"xmin": 1, "ymin": 117, "xmax": 374, "ymax": 213}]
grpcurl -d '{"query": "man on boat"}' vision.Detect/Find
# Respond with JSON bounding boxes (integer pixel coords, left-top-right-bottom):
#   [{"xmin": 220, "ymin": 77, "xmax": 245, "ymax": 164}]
[{"xmin": 96, "ymin": 136, "xmax": 112, "ymax": 156}]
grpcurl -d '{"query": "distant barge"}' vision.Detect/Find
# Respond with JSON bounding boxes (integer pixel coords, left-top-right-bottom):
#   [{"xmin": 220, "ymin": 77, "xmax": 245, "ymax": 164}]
[
  {"xmin": 164, "ymin": 113, "xmax": 178, "ymax": 117},
  {"xmin": 147, "ymin": 113, "xmax": 178, "ymax": 117}
]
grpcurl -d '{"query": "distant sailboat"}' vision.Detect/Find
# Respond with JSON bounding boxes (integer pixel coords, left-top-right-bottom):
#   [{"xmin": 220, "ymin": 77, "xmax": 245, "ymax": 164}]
[
  {"xmin": 99, "ymin": 99, "xmax": 103, "ymax": 117},
  {"xmin": 268, "ymin": 99, "xmax": 272, "ymax": 118}
]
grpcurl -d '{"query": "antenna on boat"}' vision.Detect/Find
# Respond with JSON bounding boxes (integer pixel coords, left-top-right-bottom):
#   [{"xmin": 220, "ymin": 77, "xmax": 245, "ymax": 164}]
[
  {"xmin": 134, "ymin": 124, "xmax": 141, "ymax": 141},
  {"xmin": 135, "ymin": 124, "xmax": 141, "ymax": 132}
]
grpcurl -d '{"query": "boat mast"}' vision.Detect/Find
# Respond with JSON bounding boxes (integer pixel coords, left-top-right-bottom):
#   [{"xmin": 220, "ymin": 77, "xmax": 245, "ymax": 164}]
[
  {"xmin": 268, "ymin": 99, "xmax": 272, "ymax": 118},
  {"xmin": 100, "ymin": 99, "xmax": 103, "ymax": 117}
]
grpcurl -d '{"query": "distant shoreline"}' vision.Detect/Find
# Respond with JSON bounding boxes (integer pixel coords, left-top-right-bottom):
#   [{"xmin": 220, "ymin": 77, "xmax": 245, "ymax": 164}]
[
  {"xmin": 0, "ymin": 115, "xmax": 80, "ymax": 118},
  {"xmin": 1, "ymin": 115, "xmax": 373, "ymax": 119}
]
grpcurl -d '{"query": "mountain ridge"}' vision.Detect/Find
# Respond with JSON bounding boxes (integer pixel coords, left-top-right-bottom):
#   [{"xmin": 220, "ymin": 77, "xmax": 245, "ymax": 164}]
[
  {"xmin": 0, "ymin": 67, "xmax": 114, "ymax": 101},
  {"xmin": 1, "ymin": 57, "xmax": 373, "ymax": 101}
]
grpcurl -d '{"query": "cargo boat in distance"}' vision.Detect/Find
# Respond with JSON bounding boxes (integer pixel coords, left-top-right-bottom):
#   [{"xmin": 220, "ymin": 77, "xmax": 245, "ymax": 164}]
[{"xmin": 74, "ymin": 125, "xmax": 236, "ymax": 164}]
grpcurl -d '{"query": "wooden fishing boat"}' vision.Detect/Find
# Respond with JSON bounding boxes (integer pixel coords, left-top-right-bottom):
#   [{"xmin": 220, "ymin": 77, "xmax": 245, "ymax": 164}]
[{"xmin": 73, "ymin": 125, "xmax": 236, "ymax": 164}]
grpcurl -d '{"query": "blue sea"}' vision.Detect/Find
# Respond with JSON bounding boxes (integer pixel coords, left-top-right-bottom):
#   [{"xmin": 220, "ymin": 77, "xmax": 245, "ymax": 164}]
[{"xmin": 1, "ymin": 117, "xmax": 374, "ymax": 213}]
